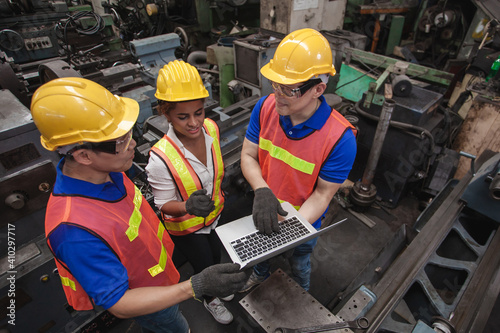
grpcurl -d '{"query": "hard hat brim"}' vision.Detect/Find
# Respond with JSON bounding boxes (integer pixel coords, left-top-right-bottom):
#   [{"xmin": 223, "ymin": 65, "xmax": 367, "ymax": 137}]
[
  {"xmin": 261, "ymin": 63, "xmax": 305, "ymax": 85},
  {"xmin": 261, "ymin": 62, "xmax": 336, "ymax": 85},
  {"xmin": 116, "ymin": 96, "xmax": 140, "ymax": 135}
]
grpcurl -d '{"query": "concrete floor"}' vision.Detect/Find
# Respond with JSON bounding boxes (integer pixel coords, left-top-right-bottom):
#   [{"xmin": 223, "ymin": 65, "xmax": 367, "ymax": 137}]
[
  {"xmin": 113, "ymin": 190, "xmax": 425, "ymax": 333},
  {"xmin": 111, "ymin": 188, "xmax": 500, "ymax": 333}
]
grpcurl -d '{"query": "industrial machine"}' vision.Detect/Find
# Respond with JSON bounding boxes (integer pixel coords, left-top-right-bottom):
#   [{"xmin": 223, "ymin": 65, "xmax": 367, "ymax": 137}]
[
  {"xmin": 344, "ymin": 151, "xmax": 500, "ymax": 333},
  {"xmin": 260, "ymin": 0, "xmax": 347, "ymax": 35},
  {"xmin": 1, "ymin": 0, "xmax": 500, "ymax": 332},
  {"xmin": 333, "ymin": 48, "xmax": 460, "ymax": 208},
  {"xmin": 0, "ymin": 0, "xmax": 67, "ymax": 64},
  {"xmin": 230, "ymin": 33, "xmax": 281, "ymax": 99}
]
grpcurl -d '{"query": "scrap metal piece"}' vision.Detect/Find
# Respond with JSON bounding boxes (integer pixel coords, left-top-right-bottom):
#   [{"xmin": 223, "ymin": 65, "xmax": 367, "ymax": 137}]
[
  {"xmin": 336, "ymin": 285, "xmax": 377, "ymax": 321},
  {"xmin": 240, "ymin": 269, "xmax": 353, "ymax": 333},
  {"xmin": 461, "ymin": 152, "xmax": 500, "ymax": 222}
]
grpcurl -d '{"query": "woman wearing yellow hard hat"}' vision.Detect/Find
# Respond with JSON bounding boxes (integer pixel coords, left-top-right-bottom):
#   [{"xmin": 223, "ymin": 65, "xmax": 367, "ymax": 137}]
[{"xmin": 146, "ymin": 60, "xmax": 233, "ymax": 324}]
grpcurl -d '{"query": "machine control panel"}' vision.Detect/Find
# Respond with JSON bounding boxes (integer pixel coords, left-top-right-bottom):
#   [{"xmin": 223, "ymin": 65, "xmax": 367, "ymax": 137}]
[{"xmin": 24, "ymin": 36, "xmax": 53, "ymax": 51}]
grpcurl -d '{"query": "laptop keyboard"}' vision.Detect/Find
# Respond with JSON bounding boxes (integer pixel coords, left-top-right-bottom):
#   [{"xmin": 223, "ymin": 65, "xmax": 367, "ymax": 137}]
[{"xmin": 230, "ymin": 216, "xmax": 311, "ymax": 263}]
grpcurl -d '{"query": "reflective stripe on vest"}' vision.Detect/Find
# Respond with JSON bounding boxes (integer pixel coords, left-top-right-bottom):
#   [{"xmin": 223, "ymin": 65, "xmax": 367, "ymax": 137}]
[
  {"xmin": 60, "ymin": 275, "xmax": 76, "ymax": 291},
  {"xmin": 155, "ymin": 137, "xmax": 200, "ymax": 199},
  {"xmin": 149, "ymin": 222, "xmax": 168, "ymax": 276},
  {"xmin": 203, "ymin": 119, "xmax": 225, "ymax": 223},
  {"xmin": 124, "ymin": 185, "xmax": 167, "ymax": 276},
  {"xmin": 259, "ymin": 138, "xmax": 315, "ymax": 175},
  {"xmin": 126, "ymin": 186, "xmax": 143, "ymax": 241},
  {"xmin": 150, "ymin": 118, "xmax": 225, "ymax": 235},
  {"xmin": 45, "ymin": 174, "xmax": 180, "ymax": 311},
  {"xmin": 258, "ymin": 95, "xmax": 355, "ymax": 208}
]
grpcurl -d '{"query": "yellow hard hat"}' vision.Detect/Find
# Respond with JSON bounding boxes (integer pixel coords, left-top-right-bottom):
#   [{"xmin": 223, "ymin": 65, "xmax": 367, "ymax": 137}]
[
  {"xmin": 30, "ymin": 77, "xmax": 139, "ymax": 151},
  {"xmin": 261, "ymin": 28, "xmax": 336, "ymax": 85},
  {"xmin": 155, "ymin": 60, "xmax": 209, "ymax": 102}
]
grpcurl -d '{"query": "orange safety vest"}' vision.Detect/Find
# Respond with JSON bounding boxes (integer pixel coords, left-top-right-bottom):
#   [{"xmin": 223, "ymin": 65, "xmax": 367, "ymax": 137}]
[
  {"xmin": 45, "ymin": 175, "xmax": 179, "ymax": 311},
  {"xmin": 149, "ymin": 118, "xmax": 225, "ymax": 236},
  {"xmin": 258, "ymin": 95, "xmax": 356, "ymax": 209}
]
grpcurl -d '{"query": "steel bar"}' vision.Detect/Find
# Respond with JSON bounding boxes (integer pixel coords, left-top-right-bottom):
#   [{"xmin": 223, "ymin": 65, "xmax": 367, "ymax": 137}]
[
  {"xmin": 344, "ymin": 48, "xmax": 454, "ymax": 86},
  {"xmin": 361, "ymin": 99, "xmax": 395, "ymax": 188}
]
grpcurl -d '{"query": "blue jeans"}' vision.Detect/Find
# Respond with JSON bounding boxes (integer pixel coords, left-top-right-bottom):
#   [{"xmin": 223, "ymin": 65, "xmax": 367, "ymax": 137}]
[
  {"xmin": 133, "ymin": 304, "xmax": 189, "ymax": 333},
  {"xmin": 253, "ymin": 236, "xmax": 318, "ymax": 291}
]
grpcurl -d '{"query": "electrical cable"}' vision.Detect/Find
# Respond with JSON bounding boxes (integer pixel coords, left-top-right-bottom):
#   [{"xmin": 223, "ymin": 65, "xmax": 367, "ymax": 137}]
[
  {"xmin": 55, "ymin": 11, "xmax": 106, "ymax": 59},
  {"xmin": 354, "ymin": 101, "xmax": 435, "ymax": 152},
  {"xmin": 354, "ymin": 100, "xmax": 435, "ymax": 179}
]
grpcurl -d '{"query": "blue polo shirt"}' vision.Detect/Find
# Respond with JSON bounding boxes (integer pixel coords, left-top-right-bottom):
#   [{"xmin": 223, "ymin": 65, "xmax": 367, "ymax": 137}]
[
  {"xmin": 48, "ymin": 158, "xmax": 130, "ymax": 310},
  {"xmin": 245, "ymin": 95, "xmax": 357, "ymax": 225}
]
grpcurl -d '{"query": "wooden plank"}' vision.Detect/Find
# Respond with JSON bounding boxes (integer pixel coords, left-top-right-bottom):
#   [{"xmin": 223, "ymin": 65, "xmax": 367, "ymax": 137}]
[{"xmin": 453, "ymin": 99, "xmax": 500, "ymax": 179}]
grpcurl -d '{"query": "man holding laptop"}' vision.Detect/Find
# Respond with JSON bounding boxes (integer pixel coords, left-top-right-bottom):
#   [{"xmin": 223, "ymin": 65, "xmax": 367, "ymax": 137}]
[{"xmin": 239, "ymin": 28, "xmax": 357, "ymax": 292}]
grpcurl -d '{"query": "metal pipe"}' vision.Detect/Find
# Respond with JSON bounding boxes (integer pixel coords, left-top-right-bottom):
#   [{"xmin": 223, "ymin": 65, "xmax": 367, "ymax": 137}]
[{"xmin": 361, "ymin": 99, "xmax": 396, "ymax": 189}]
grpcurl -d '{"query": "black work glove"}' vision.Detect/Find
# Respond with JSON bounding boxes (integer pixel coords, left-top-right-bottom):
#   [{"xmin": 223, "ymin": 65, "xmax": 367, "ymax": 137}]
[
  {"xmin": 253, "ymin": 187, "xmax": 288, "ymax": 234},
  {"xmin": 185, "ymin": 189, "xmax": 215, "ymax": 218},
  {"xmin": 190, "ymin": 263, "xmax": 247, "ymax": 301}
]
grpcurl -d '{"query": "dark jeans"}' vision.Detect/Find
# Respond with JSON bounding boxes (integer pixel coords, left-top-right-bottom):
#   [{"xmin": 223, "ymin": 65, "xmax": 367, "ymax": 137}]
[
  {"xmin": 170, "ymin": 231, "xmax": 222, "ymax": 301},
  {"xmin": 253, "ymin": 236, "xmax": 318, "ymax": 291},
  {"xmin": 134, "ymin": 304, "xmax": 189, "ymax": 333},
  {"xmin": 169, "ymin": 231, "xmax": 222, "ymax": 274}
]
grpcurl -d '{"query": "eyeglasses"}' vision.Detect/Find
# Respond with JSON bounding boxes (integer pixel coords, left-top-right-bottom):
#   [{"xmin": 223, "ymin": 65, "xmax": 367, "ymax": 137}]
[
  {"xmin": 270, "ymin": 79, "xmax": 322, "ymax": 98},
  {"xmin": 90, "ymin": 130, "xmax": 133, "ymax": 154},
  {"xmin": 115, "ymin": 130, "xmax": 134, "ymax": 153},
  {"xmin": 67, "ymin": 130, "xmax": 134, "ymax": 155}
]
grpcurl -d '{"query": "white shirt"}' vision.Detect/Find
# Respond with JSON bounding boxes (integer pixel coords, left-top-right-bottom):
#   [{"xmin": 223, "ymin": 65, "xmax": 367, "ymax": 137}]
[{"xmin": 145, "ymin": 124, "xmax": 219, "ymax": 234}]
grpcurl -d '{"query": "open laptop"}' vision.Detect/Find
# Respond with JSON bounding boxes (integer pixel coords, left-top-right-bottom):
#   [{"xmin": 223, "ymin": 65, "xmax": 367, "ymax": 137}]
[{"xmin": 216, "ymin": 202, "xmax": 347, "ymax": 268}]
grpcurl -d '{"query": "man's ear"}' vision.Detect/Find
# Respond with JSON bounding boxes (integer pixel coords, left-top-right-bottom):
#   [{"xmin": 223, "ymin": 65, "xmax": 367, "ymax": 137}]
[
  {"xmin": 71, "ymin": 149, "xmax": 93, "ymax": 165},
  {"xmin": 313, "ymin": 82, "xmax": 327, "ymax": 97}
]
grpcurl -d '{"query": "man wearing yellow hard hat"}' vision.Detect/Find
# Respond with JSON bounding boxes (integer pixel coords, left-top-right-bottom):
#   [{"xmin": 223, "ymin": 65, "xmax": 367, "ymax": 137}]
[
  {"xmin": 31, "ymin": 77, "xmax": 246, "ymax": 333},
  {"xmin": 239, "ymin": 28, "xmax": 357, "ymax": 292},
  {"xmin": 146, "ymin": 60, "xmax": 234, "ymax": 324}
]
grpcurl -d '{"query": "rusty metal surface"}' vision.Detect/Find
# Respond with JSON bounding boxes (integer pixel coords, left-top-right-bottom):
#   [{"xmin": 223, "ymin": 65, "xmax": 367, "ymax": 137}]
[{"xmin": 240, "ymin": 269, "xmax": 353, "ymax": 333}]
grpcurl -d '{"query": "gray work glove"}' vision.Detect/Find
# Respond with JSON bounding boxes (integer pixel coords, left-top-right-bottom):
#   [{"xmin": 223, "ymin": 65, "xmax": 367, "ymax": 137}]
[
  {"xmin": 190, "ymin": 263, "xmax": 247, "ymax": 301},
  {"xmin": 185, "ymin": 189, "xmax": 215, "ymax": 218},
  {"xmin": 253, "ymin": 187, "xmax": 288, "ymax": 234}
]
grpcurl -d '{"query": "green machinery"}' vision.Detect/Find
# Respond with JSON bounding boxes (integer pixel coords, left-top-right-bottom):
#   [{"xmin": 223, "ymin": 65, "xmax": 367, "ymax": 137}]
[{"xmin": 336, "ymin": 47, "xmax": 454, "ymax": 107}]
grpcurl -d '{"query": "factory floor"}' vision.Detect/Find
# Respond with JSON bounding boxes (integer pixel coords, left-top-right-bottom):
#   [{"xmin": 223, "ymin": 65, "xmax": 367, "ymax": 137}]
[
  {"xmin": 176, "ymin": 194, "xmax": 423, "ymax": 333},
  {"xmin": 111, "ymin": 187, "xmax": 431, "ymax": 333}
]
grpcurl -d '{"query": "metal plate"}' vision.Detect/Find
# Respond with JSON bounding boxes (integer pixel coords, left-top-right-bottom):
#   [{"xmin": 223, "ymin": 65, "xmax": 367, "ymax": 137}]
[
  {"xmin": 240, "ymin": 269, "xmax": 353, "ymax": 333},
  {"xmin": 0, "ymin": 161, "xmax": 56, "ymax": 227},
  {"xmin": 461, "ymin": 152, "xmax": 500, "ymax": 223},
  {"xmin": 0, "ymin": 89, "xmax": 34, "ymax": 140}
]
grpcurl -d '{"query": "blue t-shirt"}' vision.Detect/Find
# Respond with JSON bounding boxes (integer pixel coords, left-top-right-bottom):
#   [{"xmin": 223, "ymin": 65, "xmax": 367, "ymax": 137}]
[
  {"xmin": 245, "ymin": 95, "xmax": 357, "ymax": 226},
  {"xmin": 48, "ymin": 158, "xmax": 130, "ymax": 309}
]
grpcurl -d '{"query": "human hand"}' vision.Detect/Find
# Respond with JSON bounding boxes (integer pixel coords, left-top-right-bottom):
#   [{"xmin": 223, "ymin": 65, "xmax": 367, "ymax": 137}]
[
  {"xmin": 252, "ymin": 187, "xmax": 288, "ymax": 234},
  {"xmin": 185, "ymin": 189, "xmax": 215, "ymax": 218},
  {"xmin": 190, "ymin": 263, "xmax": 247, "ymax": 300}
]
